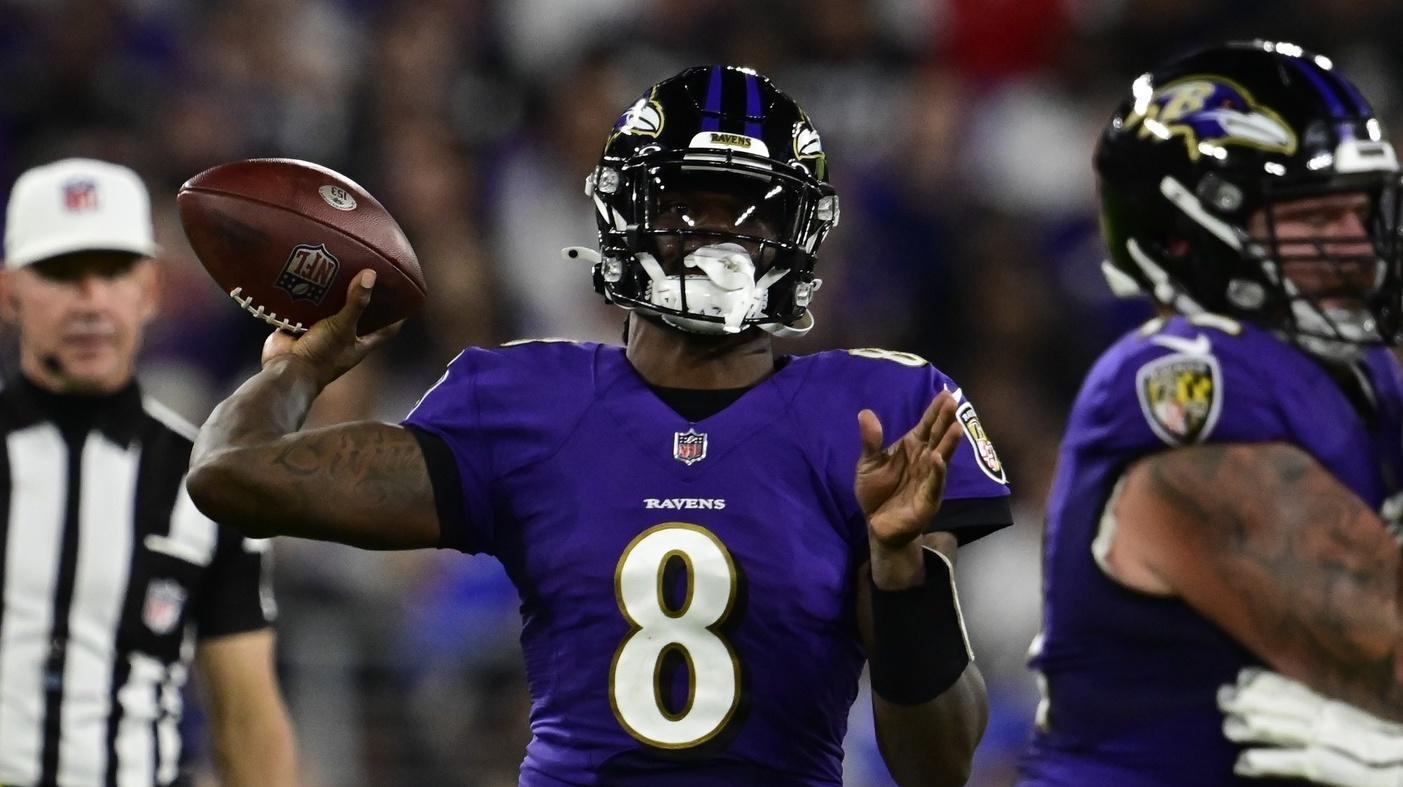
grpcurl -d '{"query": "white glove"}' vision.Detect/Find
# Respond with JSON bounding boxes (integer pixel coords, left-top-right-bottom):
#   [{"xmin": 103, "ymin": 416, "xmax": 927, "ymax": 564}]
[
  {"xmin": 1381, "ymin": 491, "xmax": 1403, "ymax": 545},
  {"xmin": 1218, "ymin": 668, "xmax": 1403, "ymax": 787}
]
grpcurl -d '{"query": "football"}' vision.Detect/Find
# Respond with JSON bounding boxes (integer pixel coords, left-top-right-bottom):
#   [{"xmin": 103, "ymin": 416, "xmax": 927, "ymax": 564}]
[{"xmin": 177, "ymin": 158, "xmax": 424, "ymax": 334}]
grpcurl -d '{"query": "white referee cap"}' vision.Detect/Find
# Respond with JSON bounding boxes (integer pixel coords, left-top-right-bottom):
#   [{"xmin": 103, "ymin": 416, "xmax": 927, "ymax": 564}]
[{"xmin": 4, "ymin": 158, "xmax": 159, "ymax": 270}]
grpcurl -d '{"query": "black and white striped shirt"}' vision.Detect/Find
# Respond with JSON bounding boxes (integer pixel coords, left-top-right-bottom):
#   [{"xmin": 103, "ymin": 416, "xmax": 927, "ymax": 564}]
[{"xmin": 0, "ymin": 376, "xmax": 273, "ymax": 787}]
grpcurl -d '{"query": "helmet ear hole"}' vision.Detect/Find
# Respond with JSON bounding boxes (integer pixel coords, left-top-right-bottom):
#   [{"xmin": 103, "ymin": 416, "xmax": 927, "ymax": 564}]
[
  {"xmin": 1227, "ymin": 278, "xmax": 1268, "ymax": 310},
  {"xmin": 1196, "ymin": 173, "xmax": 1246, "ymax": 214}
]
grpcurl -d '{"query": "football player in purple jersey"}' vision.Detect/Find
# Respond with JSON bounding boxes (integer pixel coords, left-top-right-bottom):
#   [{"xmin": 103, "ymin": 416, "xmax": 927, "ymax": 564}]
[
  {"xmin": 187, "ymin": 66, "xmax": 1014, "ymax": 786},
  {"xmin": 1020, "ymin": 41, "xmax": 1403, "ymax": 787}
]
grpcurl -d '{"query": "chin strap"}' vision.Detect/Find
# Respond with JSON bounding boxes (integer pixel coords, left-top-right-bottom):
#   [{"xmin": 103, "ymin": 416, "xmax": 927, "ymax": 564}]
[{"xmin": 762, "ymin": 302, "xmax": 818, "ymax": 337}]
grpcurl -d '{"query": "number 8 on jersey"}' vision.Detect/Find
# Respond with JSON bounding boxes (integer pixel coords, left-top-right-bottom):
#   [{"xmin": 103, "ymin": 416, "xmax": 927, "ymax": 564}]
[{"xmin": 610, "ymin": 523, "xmax": 741, "ymax": 748}]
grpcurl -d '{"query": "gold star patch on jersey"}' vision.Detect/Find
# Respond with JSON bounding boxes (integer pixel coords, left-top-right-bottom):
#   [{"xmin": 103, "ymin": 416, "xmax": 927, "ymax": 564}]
[{"xmin": 1135, "ymin": 353, "xmax": 1223, "ymax": 445}]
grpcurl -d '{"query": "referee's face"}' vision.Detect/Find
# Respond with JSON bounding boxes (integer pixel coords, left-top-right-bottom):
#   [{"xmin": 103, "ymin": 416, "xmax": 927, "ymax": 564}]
[{"xmin": 1, "ymin": 251, "xmax": 157, "ymax": 395}]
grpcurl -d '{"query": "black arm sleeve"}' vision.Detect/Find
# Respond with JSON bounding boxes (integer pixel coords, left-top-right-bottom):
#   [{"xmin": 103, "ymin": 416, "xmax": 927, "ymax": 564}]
[
  {"xmin": 927, "ymin": 496, "xmax": 1015, "ymax": 545},
  {"xmin": 403, "ymin": 424, "xmax": 472, "ymax": 552}
]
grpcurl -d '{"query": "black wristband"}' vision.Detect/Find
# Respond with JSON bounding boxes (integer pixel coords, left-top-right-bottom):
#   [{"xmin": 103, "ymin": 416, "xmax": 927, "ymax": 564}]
[{"xmin": 869, "ymin": 547, "xmax": 972, "ymax": 706}]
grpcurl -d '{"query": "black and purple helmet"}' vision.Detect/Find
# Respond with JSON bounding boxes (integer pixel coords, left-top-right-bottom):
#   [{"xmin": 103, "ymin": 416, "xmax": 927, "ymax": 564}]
[
  {"xmin": 583, "ymin": 65, "xmax": 839, "ymax": 336},
  {"xmin": 1096, "ymin": 40, "xmax": 1403, "ymax": 353}
]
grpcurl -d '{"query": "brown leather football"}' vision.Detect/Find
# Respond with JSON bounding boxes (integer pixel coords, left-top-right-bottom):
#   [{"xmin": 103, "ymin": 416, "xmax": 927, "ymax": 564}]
[{"xmin": 177, "ymin": 158, "xmax": 424, "ymax": 334}]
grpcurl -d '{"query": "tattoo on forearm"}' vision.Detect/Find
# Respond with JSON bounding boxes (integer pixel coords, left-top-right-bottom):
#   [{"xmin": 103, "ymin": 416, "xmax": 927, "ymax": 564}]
[
  {"xmin": 269, "ymin": 427, "xmax": 431, "ymax": 508},
  {"xmin": 194, "ymin": 361, "xmax": 436, "ymax": 547},
  {"xmin": 271, "ymin": 441, "xmax": 320, "ymax": 478},
  {"xmin": 1145, "ymin": 444, "xmax": 1403, "ymax": 719}
]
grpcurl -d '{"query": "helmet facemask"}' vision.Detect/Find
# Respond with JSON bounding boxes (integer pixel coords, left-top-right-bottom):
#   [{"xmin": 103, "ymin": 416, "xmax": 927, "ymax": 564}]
[
  {"xmin": 1149, "ymin": 168, "xmax": 1403, "ymax": 361},
  {"xmin": 1248, "ymin": 177, "xmax": 1403, "ymax": 357},
  {"xmin": 591, "ymin": 151, "xmax": 836, "ymax": 337},
  {"xmin": 603, "ymin": 156, "xmax": 830, "ymax": 333}
]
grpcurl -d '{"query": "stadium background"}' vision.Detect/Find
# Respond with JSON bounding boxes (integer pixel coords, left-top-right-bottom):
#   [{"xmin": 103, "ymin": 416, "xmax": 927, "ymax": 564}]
[{"xmin": 1, "ymin": 0, "xmax": 1398, "ymax": 784}]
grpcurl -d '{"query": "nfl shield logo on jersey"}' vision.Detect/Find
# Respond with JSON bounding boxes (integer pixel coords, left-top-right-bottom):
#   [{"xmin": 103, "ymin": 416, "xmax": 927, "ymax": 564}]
[
  {"xmin": 142, "ymin": 579, "xmax": 187, "ymax": 635},
  {"xmin": 673, "ymin": 429, "xmax": 708, "ymax": 465}
]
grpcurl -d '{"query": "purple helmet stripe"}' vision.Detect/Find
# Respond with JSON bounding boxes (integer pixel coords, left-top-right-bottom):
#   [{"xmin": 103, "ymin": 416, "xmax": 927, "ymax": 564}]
[
  {"xmin": 744, "ymin": 74, "xmax": 764, "ymax": 138},
  {"xmin": 1288, "ymin": 57, "xmax": 1347, "ymax": 118},
  {"xmin": 1337, "ymin": 77, "xmax": 1373, "ymax": 116},
  {"xmin": 1318, "ymin": 60, "xmax": 1373, "ymax": 117},
  {"xmin": 702, "ymin": 65, "xmax": 724, "ymax": 132}
]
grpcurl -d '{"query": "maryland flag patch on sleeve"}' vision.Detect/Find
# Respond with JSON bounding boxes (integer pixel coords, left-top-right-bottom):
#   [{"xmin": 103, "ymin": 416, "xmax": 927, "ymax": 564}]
[
  {"xmin": 1135, "ymin": 352, "xmax": 1223, "ymax": 445},
  {"xmin": 956, "ymin": 401, "xmax": 1007, "ymax": 484}
]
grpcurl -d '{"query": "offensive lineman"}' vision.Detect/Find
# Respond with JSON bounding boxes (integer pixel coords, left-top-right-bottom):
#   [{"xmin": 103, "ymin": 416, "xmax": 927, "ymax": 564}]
[{"xmin": 1021, "ymin": 41, "xmax": 1403, "ymax": 787}]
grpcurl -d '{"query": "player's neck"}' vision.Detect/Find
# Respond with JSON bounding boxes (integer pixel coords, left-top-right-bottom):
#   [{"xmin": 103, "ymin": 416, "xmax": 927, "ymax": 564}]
[{"xmin": 625, "ymin": 315, "xmax": 776, "ymax": 390}]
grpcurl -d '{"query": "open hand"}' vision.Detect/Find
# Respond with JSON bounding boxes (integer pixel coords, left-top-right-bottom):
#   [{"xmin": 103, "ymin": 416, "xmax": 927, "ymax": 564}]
[
  {"xmin": 855, "ymin": 390, "xmax": 963, "ymax": 550},
  {"xmin": 262, "ymin": 270, "xmax": 404, "ymax": 389}
]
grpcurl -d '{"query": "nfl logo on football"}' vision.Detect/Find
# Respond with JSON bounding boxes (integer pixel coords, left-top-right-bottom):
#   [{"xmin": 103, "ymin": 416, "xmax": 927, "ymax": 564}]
[
  {"xmin": 673, "ymin": 429, "xmax": 708, "ymax": 465},
  {"xmin": 277, "ymin": 242, "xmax": 341, "ymax": 304},
  {"xmin": 142, "ymin": 579, "xmax": 187, "ymax": 635}
]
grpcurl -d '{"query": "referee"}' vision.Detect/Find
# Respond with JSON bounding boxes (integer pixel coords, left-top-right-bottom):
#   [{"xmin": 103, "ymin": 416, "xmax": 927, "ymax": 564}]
[{"xmin": 0, "ymin": 159, "xmax": 297, "ymax": 786}]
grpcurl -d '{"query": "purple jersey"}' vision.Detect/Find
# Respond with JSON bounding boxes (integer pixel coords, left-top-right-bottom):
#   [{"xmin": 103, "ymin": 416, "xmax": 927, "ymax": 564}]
[
  {"xmin": 403, "ymin": 341, "xmax": 1012, "ymax": 786},
  {"xmin": 1021, "ymin": 315, "xmax": 1403, "ymax": 786}
]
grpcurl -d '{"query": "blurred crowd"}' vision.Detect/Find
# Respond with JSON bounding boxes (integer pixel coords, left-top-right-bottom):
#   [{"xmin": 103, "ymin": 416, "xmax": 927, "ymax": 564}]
[{"xmin": 4, "ymin": 0, "xmax": 1403, "ymax": 784}]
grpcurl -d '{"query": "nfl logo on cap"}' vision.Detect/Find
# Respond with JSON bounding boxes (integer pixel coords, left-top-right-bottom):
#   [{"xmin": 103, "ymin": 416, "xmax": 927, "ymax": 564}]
[
  {"xmin": 62, "ymin": 179, "xmax": 98, "ymax": 212},
  {"xmin": 4, "ymin": 158, "xmax": 159, "ymax": 269}
]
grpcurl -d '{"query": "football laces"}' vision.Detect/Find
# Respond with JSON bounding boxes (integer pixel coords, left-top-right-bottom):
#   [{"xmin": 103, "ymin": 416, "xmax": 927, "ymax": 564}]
[{"xmin": 228, "ymin": 287, "xmax": 308, "ymax": 334}]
